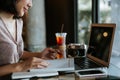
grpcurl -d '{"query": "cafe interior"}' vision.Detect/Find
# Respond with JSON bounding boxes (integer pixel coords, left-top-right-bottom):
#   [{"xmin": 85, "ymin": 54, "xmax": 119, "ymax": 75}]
[{"xmin": 14, "ymin": 0, "xmax": 120, "ymax": 80}]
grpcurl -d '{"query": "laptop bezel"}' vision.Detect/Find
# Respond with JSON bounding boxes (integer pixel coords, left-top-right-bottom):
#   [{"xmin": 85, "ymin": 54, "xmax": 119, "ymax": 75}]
[{"xmin": 86, "ymin": 23, "xmax": 116, "ymax": 67}]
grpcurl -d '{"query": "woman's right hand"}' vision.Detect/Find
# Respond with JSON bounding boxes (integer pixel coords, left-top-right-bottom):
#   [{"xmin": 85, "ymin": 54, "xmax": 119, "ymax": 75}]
[{"xmin": 18, "ymin": 57, "xmax": 49, "ymax": 72}]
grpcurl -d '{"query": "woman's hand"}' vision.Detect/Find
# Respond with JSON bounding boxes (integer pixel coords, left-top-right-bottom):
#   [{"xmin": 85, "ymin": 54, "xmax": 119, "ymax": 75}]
[
  {"xmin": 38, "ymin": 48, "xmax": 58, "ymax": 60},
  {"xmin": 22, "ymin": 48, "xmax": 60, "ymax": 61},
  {"xmin": 18, "ymin": 57, "xmax": 49, "ymax": 71}
]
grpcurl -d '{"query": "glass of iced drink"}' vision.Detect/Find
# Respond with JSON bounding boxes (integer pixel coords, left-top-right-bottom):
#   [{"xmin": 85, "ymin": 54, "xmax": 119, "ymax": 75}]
[
  {"xmin": 55, "ymin": 33, "xmax": 67, "ymax": 47},
  {"xmin": 55, "ymin": 32, "xmax": 67, "ymax": 59}
]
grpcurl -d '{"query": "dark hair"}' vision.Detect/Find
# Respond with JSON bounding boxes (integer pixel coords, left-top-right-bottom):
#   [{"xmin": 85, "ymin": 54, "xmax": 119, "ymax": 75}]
[{"xmin": 0, "ymin": 0, "xmax": 21, "ymax": 19}]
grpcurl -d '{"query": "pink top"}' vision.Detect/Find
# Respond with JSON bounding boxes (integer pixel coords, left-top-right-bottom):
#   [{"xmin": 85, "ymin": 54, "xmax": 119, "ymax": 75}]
[{"xmin": 0, "ymin": 18, "xmax": 24, "ymax": 65}]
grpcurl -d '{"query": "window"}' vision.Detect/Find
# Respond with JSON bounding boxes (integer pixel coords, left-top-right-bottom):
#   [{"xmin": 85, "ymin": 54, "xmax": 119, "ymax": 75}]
[
  {"xmin": 99, "ymin": 0, "xmax": 111, "ymax": 23},
  {"xmin": 77, "ymin": 0, "xmax": 92, "ymax": 45},
  {"xmin": 109, "ymin": 0, "xmax": 120, "ymax": 57},
  {"xmin": 77, "ymin": 0, "xmax": 120, "ymax": 64},
  {"xmin": 99, "ymin": 0, "xmax": 120, "ymax": 57}
]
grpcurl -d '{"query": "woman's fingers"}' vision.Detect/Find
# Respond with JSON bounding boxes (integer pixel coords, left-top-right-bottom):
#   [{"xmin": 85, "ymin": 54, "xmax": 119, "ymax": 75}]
[
  {"xmin": 24, "ymin": 57, "xmax": 49, "ymax": 69},
  {"xmin": 32, "ymin": 60, "xmax": 49, "ymax": 69},
  {"xmin": 48, "ymin": 48, "xmax": 62, "ymax": 59}
]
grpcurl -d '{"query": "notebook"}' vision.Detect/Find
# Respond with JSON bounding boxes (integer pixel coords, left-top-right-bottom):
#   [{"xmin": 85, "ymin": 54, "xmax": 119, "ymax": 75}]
[
  {"xmin": 75, "ymin": 23, "xmax": 116, "ymax": 70},
  {"xmin": 30, "ymin": 58, "xmax": 74, "ymax": 72},
  {"xmin": 12, "ymin": 58, "xmax": 74, "ymax": 79},
  {"xmin": 12, "ymin": 71, "xmax": 58, "ymax": 79}
]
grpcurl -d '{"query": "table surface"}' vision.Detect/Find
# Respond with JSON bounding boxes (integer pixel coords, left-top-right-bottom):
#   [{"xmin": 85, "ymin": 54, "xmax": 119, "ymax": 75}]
[
  {"xmin": 11, "ymin": 56, "xmax": 120, "ymax": 80},
  {"xmin": 29, "ymin": 63, "xmax": 120, "ymax": 80}
]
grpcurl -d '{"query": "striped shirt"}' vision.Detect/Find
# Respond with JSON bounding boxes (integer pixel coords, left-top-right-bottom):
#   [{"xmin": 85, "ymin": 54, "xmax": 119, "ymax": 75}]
[{"xmin": 0, "ymin": 18, "xmax": 24, "ymax": 65}]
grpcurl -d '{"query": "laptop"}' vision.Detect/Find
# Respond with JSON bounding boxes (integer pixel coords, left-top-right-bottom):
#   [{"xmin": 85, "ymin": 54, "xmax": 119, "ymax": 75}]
[{"xmin": 75, "ymin": 23, "xmax": 116, "ymax": 70}]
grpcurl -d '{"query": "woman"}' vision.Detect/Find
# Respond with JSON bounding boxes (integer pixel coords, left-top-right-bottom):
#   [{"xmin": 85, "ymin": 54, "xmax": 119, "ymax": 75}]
[{"xmin": 0, "ymin": 0, "xmax": 57, "ymax": 79}]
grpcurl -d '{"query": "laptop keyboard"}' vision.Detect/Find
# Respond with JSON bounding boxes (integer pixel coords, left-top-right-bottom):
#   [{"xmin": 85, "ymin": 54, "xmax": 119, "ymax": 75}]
[{"xmin": 74, "ymin": 57, "xmax": 101, "ymax": 70}]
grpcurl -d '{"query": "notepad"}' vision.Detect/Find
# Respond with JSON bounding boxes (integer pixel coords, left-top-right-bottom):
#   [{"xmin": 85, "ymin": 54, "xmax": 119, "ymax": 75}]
[
  {"xmin": 12, "ymin": 58, "xmax": 74, "ymax": 79},
  {"xmin": 30, "ymin": 58, "xmax": 74, "ymax": 72},
  {"xmin": 12, "ymin": 71, "xmax": 58, "ymax": 79}
]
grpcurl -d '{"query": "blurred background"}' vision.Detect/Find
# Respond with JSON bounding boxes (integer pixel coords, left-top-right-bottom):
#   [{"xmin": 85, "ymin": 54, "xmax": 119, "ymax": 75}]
[{"xmin": 22, "ymin": 0, "xmax": 120, "ymax": 63}]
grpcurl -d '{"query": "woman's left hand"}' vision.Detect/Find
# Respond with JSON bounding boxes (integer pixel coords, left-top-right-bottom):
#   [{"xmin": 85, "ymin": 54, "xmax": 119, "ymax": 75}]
[{"xmin": 37, "ymin": 48, "xmax": 58, "ymax": 60}]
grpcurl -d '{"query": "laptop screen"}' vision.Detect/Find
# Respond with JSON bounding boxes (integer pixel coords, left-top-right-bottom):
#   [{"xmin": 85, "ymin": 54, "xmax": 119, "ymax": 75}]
[{"xmin": 87, "ymin": 24, "xmax": 116, "ymax": 67}]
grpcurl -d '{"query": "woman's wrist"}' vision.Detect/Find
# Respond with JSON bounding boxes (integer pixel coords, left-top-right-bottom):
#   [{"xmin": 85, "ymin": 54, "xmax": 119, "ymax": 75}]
[
  {"xmin": 22, "ymin": 51, "xmax": 42, "ymax": 59},
  {"xmin": 34, "ymin": 52, "xmax": 42, "ymax": 58},
  {"xmin": 14, "ymin": 62, "xmax": 26, "ymax": 72}
]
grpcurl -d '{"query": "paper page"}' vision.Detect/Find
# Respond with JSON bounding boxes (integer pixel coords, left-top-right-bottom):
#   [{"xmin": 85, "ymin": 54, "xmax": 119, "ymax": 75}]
[{"xmin": 30, "ymin": 58, "xmax": 74, "ymax": 72}]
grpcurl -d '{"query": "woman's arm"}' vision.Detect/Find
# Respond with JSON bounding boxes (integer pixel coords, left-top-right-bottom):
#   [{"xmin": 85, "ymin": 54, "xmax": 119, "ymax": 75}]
[
  {"xmin": 21, "ymin": 48, "xmax": 58, "ymax": 60},
  {"xmin": 21, "ymin": 51, "xmax": 40, "ymax": 59},
  {"xmin": 0, "ymin": 57, "xmax": 49, "ymax": 77},
  {"xmin": 0, "ymin": 62, "xmax": 25, "ymax": 77},
  {"xmin": 0, "ymin": 47, "xmax": 58, "ymax": 77}
]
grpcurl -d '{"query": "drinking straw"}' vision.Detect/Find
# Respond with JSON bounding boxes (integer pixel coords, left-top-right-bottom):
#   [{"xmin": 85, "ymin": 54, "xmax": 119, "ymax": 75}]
[{"xmin": 61, "ymin": 24, "xmax": 64, "ymax": 33}]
